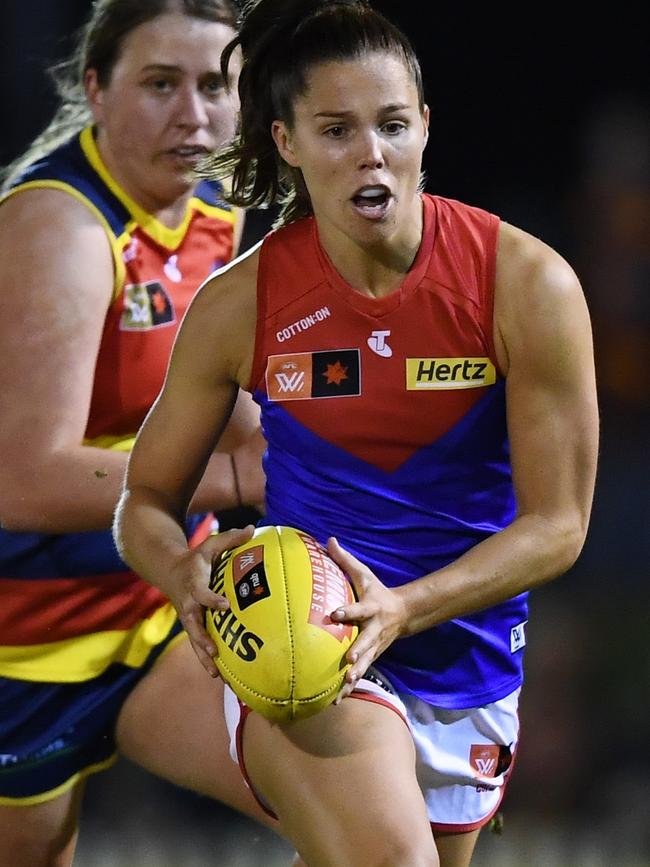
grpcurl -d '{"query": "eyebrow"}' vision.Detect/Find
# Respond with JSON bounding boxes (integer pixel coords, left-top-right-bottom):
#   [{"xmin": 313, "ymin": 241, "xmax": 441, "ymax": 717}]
[
  {"xmin": 139, "ymin": 64, "xmax": 225, "ymax": 82},
  {"xmin": 140, "ymin": 64, "xmax": 182, "ymax": 74},
  {"xmin": 313, "ymin": 103, "xmax": 412, "ymax": 118}
]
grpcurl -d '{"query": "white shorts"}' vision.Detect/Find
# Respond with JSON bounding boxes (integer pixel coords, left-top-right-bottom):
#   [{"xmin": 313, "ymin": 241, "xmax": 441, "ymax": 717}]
[{"xmin": 223, "ymin": 667, "xmax": 520, "ymax": 832}]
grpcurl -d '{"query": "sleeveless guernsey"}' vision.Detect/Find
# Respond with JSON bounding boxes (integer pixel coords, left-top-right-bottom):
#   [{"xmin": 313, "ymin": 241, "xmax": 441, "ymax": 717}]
[
  {"xmin": 250, "ymin": 193, "xmax": 527, "ymax": 708},
  {"xmin": 0, "ymin": 127, "xmax": 237, "ymax": 682}
]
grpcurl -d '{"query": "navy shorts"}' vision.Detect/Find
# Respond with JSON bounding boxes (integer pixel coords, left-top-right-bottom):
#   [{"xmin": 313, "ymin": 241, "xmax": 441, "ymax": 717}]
[{"xmin": 0, "ymin": 619, "xmax": 183, "ymax": 804}]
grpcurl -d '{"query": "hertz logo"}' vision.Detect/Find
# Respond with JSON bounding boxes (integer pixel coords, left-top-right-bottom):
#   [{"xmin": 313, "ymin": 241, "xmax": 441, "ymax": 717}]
[{"xmin": 406, "ymin": 357, "xmax": 496, "ymax": 390}]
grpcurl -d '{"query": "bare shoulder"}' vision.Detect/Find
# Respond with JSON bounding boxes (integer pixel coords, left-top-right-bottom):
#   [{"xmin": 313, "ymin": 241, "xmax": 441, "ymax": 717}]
[
  {"xmin": 494, "ymin": 222, "xmax": 589, "ymax": 373},
  {"xmin": 0, "ymin": 185, "xmax": 112, "ymax": 242},
  {"xmin": 175, "ymin": 242, "xmax": 262, "ymax": 388},
  {"xmin": 0, "ymin": 186, "xmax": 114, "ymax": 332},
  {"xmin": 496, "ymin": 221, "xmax": 582, "ymax": 309},
  {"xmin": 0, "ymin": 186, "xmax": 114, "ymax": 296}
]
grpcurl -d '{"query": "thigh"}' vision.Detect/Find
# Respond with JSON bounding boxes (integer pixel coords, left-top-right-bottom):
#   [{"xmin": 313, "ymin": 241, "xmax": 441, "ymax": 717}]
[
  {"xmin": 115, "ymin": 635, "xmax": 274, "ymax": 828},
  {"xmin": 0, "ymin": 783, "xmax": 84, "ymax": 867},
  {"xmin": 243, "ymin": 697, "xmax": 440, "ymax": 867},
  {"xmin": 434, "ymin": 829, "xmax": 481, "ymax": 867}
]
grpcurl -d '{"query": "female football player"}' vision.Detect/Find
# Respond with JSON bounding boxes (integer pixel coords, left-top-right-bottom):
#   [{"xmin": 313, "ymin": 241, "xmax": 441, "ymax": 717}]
[
  {"xmin": 114, "ymin": 1, "xmax": 599, "ymax": 864},
  {"xmin": 0, "ymin": 2, "xmax": 276, "ymax": 864}
]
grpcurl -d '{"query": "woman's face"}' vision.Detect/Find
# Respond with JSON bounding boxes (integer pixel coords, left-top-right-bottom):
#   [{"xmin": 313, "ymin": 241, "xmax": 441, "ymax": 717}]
[
  {"xmin": 272, "ymin": 52, "xmax": 429, "ymax": 249},
  {"xmin": 86, "ymin": 12, "xmax": 240, "ymax": 211}
]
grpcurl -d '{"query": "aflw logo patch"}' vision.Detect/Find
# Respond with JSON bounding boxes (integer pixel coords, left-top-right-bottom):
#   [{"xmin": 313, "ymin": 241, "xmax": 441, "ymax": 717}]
[
  {"xmin": 266, "ymin": 350, "xmax": 360, "ymax": 401},
  {"xmin": 121, "ymin": 281, "xmax": 175, "ymax": 330},
  {"xmin": 470, "ymin": 743, "xmax": 512, "ymax": 783},
  {"xmin": 470, "ymin": 744, "xmax": 500, "ymax": 778},
  {"xmin": 406, "ymin": 357, "xmax": 496, "ymax": 390}
]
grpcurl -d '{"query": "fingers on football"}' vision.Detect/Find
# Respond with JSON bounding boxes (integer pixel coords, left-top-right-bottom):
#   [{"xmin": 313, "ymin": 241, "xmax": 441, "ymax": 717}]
[
  {"xmin": 195, "ymin": 585, "xmax": 231, "ymax": 610},
  {"xmin": 204, "ymin": 524, "xmax": 255, "ymax": 558},
  {"xmin": 181, "ymin": 608, "xmax": 219, "ymax": 677},
  {"xmin": 190, "ymin": 638, "xmax": 220, "ymax": 678},
  {"xmin": 327, "ymin": 535, "xmax": 363, "ymax": 571}
]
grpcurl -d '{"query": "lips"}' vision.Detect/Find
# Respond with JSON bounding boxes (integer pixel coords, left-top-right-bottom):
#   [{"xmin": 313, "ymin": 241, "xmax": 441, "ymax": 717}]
[
  {"xmin": 169, "ymin": 145, "xmax": 210, "ymax": 157},
  {"xmin": 351, "ymin": 184, "xmax": 392, "ymax": 219}
]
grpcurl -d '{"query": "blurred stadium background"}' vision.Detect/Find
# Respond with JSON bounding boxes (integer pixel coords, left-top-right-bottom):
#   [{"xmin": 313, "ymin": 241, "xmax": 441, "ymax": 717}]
[{"xmin": 1, "ymin": 3, "xmax": 648, "ymax": 865}]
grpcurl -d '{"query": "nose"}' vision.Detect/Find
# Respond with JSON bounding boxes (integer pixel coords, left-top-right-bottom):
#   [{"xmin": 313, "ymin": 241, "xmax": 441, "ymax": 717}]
[
  {"xmin": 357, "ymin": 130, "xmax": 384, "ymax": 170},
  {"xmin": 175, "ymin": 86, "xmax": 210, "ymax": 128}
]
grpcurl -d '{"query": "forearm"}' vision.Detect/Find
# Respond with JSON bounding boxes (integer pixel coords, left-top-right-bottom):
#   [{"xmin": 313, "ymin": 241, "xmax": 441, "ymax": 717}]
[
  {"xmin": 400, "ymin": 512, "xmax": 586, "ymax": 636},
  {"xmin": 113, "ymin": 486, "xmax": 191, "ymax": 596},
  {"xmin": 1, "ymin": 441, "xmax": 250, "ymax": 535},
  {"xmin": 0, "ymin": 447, "xmax": 129, "ymax": 533}
]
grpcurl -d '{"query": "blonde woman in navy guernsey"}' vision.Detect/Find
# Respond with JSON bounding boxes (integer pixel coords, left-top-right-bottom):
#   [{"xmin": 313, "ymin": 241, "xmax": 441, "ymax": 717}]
[
  {"xmin": 115, "ymin": 1, "xmax": 600, "ymax": 865},
  {"xmin": 0, "ymin": 2, "xmax": 282, "ymax": 865}
]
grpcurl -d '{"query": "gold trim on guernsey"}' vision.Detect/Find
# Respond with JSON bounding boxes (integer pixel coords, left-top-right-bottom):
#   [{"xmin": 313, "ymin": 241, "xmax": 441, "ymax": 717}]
[
  {"xmin": 0, "ymin": 755, "xmax": 118, "ymax": 807},
  {"xmin": 79, "ymin": 126, "xmax": 237, "ymax": 250},
  {"xmin": 0, "ymin": 178, "xmax": 129, "ymax": 301},
  {"xmin": 82, "ymin": 433, "xmax": 136, "ymax": 452},
  {"xmin": 0, "ymin": 603, "xmax": 177, "ymax": 683}
]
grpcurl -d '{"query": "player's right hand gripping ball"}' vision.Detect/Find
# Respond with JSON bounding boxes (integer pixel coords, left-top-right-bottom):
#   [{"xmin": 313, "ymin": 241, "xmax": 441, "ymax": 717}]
[{"xmin": 205, "ymin": 525, "xmax": 358, "ymax": 722}]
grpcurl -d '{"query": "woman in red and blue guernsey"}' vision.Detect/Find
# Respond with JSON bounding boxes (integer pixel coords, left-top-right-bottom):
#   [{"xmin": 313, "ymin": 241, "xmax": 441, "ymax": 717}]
[{"xmin": 115, "ymin": 1, "xmax": 600, "ymax": 866}]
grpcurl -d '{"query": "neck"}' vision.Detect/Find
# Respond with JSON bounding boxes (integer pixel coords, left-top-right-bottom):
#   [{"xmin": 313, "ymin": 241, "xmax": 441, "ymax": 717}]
[
  {"xmin": 317, "ymin": 197, "xmax": 424, "ymax": 299},
  {"xmin": 93, "ymin": 129, "xmax": 192, "ymax": 229}
]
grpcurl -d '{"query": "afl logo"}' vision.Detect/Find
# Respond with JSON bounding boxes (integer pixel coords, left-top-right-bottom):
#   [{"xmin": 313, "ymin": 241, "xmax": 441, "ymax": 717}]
[{"xmin": 120, "ymin": 281, "xmax": 175, "ymax": 330}]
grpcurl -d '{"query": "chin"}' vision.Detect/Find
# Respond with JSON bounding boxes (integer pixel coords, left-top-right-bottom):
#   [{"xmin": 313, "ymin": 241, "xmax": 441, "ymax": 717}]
[{"xmin": 161, "ymin": 172, "xmax": 195, "ymax": 200}]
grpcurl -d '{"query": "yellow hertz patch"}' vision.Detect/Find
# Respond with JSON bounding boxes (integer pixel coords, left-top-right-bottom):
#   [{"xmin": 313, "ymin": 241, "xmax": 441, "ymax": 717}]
[{"xmin": 406, "ymin": 357, "xmax": 496, "ymax": 390}]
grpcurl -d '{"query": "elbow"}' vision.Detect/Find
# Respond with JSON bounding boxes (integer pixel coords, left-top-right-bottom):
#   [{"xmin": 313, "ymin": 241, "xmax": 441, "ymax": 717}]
[{"xmin": 551, "ymin": 513, "xmax": 590, "ymax": 575}]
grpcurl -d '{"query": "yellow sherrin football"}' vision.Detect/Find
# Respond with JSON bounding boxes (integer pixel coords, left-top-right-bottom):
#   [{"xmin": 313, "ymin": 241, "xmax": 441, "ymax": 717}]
[{"xmin": 205, "ymin": 525, "xmax": 358, "ymax": 722}]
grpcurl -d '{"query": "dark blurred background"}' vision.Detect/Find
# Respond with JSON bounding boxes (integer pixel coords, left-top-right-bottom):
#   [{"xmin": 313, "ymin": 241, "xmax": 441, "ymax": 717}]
[{"xmin": 2, "ymin": 3, "xmax": 648, "ymax": 865}]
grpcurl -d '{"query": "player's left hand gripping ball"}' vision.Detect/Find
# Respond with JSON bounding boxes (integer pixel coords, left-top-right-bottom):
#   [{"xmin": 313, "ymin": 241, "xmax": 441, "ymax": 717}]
[{"xmin": 205, "ymin": 525, "xmax": 358, "ymax": 721}]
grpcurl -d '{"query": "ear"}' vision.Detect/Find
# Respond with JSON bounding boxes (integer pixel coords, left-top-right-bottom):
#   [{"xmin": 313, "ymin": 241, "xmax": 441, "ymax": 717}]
[
  {"xmin": 271, "ymin": 120, "xmax": 300, "ymax": 168},
  {"xmin": 421, "ymin": 104, "xmax": 430, "ymax": 149},
  {"xmin": 84, "ymin": 68, "xmax": 105, "ymax": 124}
]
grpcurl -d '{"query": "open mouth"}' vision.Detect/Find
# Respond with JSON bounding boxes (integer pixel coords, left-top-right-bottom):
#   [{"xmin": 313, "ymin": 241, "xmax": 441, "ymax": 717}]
[{"xmin": 351, "ymin": 186, "xmax": 392, "ymax": 217}]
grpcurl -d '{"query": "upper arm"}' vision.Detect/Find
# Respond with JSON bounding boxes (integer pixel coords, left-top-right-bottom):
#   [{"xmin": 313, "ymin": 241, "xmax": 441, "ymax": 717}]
[
  {"xmin": 0, "ymin": 189, "xmax": 113, "ymax": 478},
  {"xmin": 125, "ymin": 250, "xmax": 259, "ymax": 512},
  {"xmin": 494, "ymin": 223, "xmax": 599, "ymax": 533}
]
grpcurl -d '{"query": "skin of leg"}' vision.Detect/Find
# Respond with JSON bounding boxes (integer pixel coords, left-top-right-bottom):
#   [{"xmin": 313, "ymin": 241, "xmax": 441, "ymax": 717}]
[
  {"xmin": 287, "ymin": 799, "xmax": 482, "ymax": 867},
  {"xmin": 434, "ymin": 829, "xmax": 481, "ymax": 867},
  {"xmin": 0, "ymin": 781, "xmax": 84, "ymax": 867},
  {"xmin": 115, "ymin": 636, "xmax": 277, "ymax": 830},
  {"xmin": 243, "ymin": 697, "xmax": 440, "ymax": 867}
]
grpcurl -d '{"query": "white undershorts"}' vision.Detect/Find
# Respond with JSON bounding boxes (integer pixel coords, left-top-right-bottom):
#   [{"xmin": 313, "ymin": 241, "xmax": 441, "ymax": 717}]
[{"xmin": 223, "ymin": 667, "xmax": 520, "ymax": 832}]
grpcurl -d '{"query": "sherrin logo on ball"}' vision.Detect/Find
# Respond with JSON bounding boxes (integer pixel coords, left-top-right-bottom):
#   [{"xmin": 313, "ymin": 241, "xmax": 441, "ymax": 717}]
[{"xmin": 205, "ymin": 525, "xmax": 358, "ymax": 722}]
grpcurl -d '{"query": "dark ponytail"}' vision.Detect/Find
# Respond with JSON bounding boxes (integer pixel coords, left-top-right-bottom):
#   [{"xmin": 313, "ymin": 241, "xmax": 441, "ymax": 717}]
[{"xmin": 200, "ymin": 0, "xmax": 423, "ymax": 227}]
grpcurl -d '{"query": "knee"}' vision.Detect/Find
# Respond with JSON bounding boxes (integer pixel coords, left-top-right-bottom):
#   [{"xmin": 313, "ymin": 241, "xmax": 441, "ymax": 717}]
[
  {"xmin": 377, "ymin": 837, "xmax": 439, "ymax": 867},
  {"xmin": 342, "ymin": 829, "xmax": 438, "ymax": 867}
]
